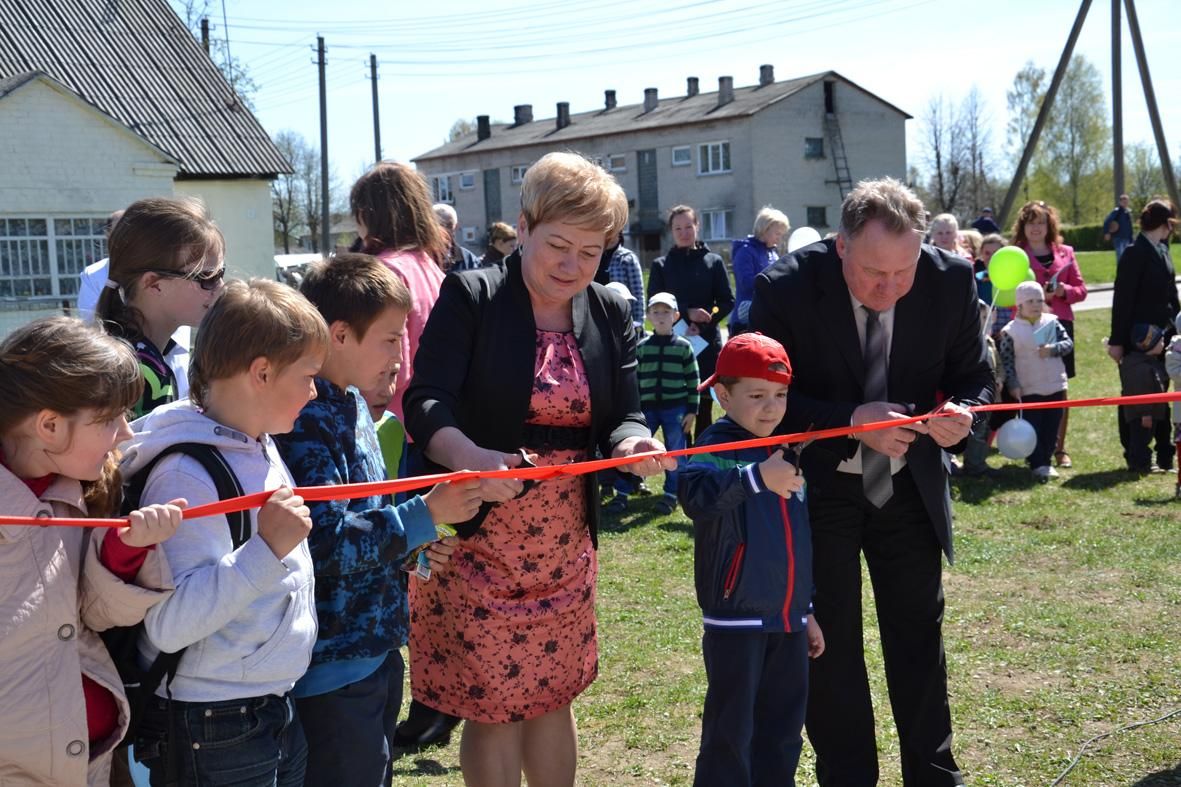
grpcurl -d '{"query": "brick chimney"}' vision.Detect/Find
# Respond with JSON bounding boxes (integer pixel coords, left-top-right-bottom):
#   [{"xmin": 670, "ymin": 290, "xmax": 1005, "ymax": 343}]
[
  {"xmin": 687, "ymin": 76, "xmax": 699, "ymax": 97},
  {"xmin": 717, "ymin": 76, "xmax": 734, "ymax": 108},
  {"xmin": 476, "ymin": 115, "xmax": 491, "ymax": 141},
  {"xmin": 759, "ymin": 64, "xmax": 774, "ymax": 86},
  {"xmin": 604, "ymin": 89, "xmax": 617, "ymax": 110},
  {"xmin": 556, "ymin": 102, "xmax": 570, "ymax": 130},
  {"xmin": 643, "ymin": 87, "xmax": 659, "ymax": 113},
  {"xmin": 512, "ymin": 104, "xmax": 533, "ymax": 126}
]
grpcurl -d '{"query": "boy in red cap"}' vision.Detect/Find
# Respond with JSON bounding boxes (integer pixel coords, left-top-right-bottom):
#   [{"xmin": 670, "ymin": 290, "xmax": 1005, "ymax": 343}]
[{"xmin": 680, "ymin": 332, "xmax": 825, "ymax": 786}]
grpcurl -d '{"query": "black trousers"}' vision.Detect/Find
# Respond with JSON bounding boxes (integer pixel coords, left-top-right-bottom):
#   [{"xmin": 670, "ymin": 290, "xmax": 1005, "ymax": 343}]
[
  {"xmin": 805, "ymin": 469, "xmax": 963, "ymax": 786},
  {"xmin": 695, "ymin": 629, "xmax": 809, "ymax": 787}
]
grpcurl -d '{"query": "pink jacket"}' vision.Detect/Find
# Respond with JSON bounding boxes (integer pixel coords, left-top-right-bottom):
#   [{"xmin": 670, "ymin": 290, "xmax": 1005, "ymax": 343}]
[
  {"xmin": 1020, "ymin": 242, "xmax": 1087, "ymax": 322},
  {"xmin": 0, "ymin": 466, "xmax": 174, "ymax": 786},
  {"xmin": 377, "ymin": 248, "xmax": 445, "ymax": 423}
]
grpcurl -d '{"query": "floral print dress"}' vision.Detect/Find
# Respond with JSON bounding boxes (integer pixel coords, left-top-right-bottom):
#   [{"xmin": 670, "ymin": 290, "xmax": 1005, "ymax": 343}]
[{"xmin": 408, "ymin": 330, "xmax": 598, "ymax": 723}]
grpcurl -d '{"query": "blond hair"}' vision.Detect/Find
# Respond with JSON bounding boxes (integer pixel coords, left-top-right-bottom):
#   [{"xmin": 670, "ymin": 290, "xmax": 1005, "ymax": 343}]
[
  {"xmin": 959, "ymin": 228, "xmax": 983, "ymax": 258},
  {"xmin": 188, "ymin": 279, "xmax": 330, "ymax": 409},
  {"xmin": 839, "ymin": 177, "xmax": 927, "ymax": 239},
  {"xmin": 930, "ymin": 213, "xmax": 959, "ymax": 234},
  {"xmin": 752, "ymin": 206, "xmax": 790, "ymax": 243},
  {"xmin": 520, "ymin": 152, "xmax": 628, "ymax": 240}
]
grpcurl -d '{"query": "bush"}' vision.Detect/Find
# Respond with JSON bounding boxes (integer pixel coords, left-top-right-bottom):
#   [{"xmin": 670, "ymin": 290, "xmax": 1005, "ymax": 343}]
[{"xmin": 1059, "ymin": 222, "xmax": 1107, "ymax": 251}]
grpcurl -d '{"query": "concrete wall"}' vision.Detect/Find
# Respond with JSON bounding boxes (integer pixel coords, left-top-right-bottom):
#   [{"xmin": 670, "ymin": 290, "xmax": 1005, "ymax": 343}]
[
  {"xmin": 0, "ymin": 79, "xmax": 177, "ymax": 215},
  {"xmin": 415, "ymin": 81, "xmax": 908, "ymax": 261},
  {"xmin": 174, "ymin": 179, "xmax": 276, "ymax": 280}
]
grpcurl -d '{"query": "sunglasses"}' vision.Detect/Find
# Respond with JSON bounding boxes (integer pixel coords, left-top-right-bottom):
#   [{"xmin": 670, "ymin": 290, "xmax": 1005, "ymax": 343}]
[{"xmin": 146, "ymin": 266, "xmax": 226, "ymax": 291}]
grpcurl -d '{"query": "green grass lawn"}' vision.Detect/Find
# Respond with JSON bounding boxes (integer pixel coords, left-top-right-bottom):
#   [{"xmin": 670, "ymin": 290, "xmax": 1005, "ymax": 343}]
[{"xmin": 390, "ymin": 308, "xmax": 1181, "ymax": 786}]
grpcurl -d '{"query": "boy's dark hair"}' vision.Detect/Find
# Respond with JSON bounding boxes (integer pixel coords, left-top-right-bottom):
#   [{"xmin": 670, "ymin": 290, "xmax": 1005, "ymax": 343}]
[
  {"xmin": 188, "ymin": 279, "xmax": 330, "ymax": 409},
  {"xmin": 980, "ymin": 232, "xmax": 1007, "ymax": 248},
  {"xmin": 299, "ymin": 253, "xmax": 412, "ymax": 339}
]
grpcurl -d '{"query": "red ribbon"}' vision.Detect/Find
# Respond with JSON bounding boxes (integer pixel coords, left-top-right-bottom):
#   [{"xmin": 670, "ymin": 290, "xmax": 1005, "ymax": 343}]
[{"xmin": 5, "ymin": 391, "xmax": 1179, "ymax": 528}]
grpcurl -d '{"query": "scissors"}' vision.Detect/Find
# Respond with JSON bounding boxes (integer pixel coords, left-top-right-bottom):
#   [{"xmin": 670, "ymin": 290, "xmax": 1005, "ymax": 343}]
[{"xmin": 780, "ymin": 424, "xmax": 817, "ymax": 476}]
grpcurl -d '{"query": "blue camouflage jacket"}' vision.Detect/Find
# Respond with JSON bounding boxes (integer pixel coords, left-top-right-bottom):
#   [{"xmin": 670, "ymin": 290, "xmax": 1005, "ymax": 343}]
[{"xmin": 274, "ymin": 378, "xmax": 436, "ymax": 674}]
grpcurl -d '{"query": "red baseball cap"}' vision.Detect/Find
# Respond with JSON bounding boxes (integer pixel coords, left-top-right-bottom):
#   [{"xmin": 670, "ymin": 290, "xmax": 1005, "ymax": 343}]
[{"xmin": 698, "ymin": 332, "xmax": 792, "ymax": 391}]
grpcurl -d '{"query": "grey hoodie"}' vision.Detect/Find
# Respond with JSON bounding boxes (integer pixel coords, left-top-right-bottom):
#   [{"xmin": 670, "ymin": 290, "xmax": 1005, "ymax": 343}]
[{"xmin": 121, "ymin": 400, "xmax": 317, "ymax": 702}]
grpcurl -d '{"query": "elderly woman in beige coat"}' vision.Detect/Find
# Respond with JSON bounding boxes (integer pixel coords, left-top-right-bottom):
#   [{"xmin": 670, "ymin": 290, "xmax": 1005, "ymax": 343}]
[{"xmin": 0, "ymin": 318, "xmax": 182, "ymax": 786}]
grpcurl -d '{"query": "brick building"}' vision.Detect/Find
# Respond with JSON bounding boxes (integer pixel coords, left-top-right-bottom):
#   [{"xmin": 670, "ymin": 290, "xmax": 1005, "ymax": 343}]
[{"xmin": 413, "ymin": 67, "xmax": 910, "ymax": 263}]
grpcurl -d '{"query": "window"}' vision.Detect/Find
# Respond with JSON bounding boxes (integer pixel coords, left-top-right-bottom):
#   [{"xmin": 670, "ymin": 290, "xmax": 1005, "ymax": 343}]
[
  {"xmin": 804, "ymin": 137, "xmax": 825, "ymax": 159},
  {"xmin": 697, "ymin": 141, "xmax": 731, "ymax": 175},
  {"xmin": 806, "ymin": 206, "xmax": 829, "ymax": 228},
  {"xmin": 459, "ymin": 172, "xmax": 476, "ymax": 190},
  {"xmin": 462, "ymin": 226, "xmax": 477, "ymax": 243},
  {"xmin": 700, "ymin": 209, "xmax": 734, "ymax": 241},
  {"xmin": 511, "ymin": 165, "xmax": 529, "ymax": 184},
  {"xmin": 0, "ymin": 217, "xmax": 106, "ymax": 298},
  {"xmin": 433, "ymin": 175, "xmax": 453, "ymax": 204},
  {"xmin": 671, "ymin": 146, "xmax": 692, "ymax": 167},
  {"xmin": 607, "ymin": 154, "xmax": 627, "ymax": 173}
]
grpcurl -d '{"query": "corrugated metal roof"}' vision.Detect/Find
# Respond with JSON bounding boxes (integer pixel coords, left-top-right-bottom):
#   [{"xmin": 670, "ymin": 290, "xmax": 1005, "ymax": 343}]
[
  {"xmin": 413, "ymin": 70, "xmax": 911, "ymax": 163},
  {"xmin": 0, "ymin": 0, "xmax": 290, "ymax": 177}
]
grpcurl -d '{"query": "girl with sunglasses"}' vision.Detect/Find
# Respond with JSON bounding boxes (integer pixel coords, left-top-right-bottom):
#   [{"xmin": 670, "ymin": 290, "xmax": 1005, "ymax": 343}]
[{"xmin": 96, "ymin": 197, "xmax": 226, "ymax": 418}]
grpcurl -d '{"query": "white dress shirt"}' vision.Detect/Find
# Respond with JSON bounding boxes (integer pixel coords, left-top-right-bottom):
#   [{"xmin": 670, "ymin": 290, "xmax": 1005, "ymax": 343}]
[{"xmin": 836, "ymin": 292, "xmax": 906, "ymax": 475}]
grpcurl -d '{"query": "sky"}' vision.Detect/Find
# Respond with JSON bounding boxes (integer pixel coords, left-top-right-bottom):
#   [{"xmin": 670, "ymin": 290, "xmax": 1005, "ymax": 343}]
[{"xmin": 202, "ymin": 0, "xmax": 1181, "ymax": 190}]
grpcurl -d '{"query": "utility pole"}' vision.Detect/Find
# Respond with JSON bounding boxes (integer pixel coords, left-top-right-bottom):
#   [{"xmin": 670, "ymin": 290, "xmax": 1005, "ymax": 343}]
[
  {"xmin": 370, "ymin": 54, "xmax": 382, "ymax": 163},
  {"xmin": 1123, "ymin": 0, "xmax": 1179, "ymax": 207},
  {"xmin": 1111, "ymin": 0, "xmax": 1123, "ymax": 201},
  {"xmin": 998, "ymin": 0, "xmax": 1093, "ymax": 227},
  {"xmin": 200, "ymin": 17, "xmax": 210, "ymax": 53},
  {"xmin": 317, "ymin": 36, "xmax": 330, "ymax": 255}
]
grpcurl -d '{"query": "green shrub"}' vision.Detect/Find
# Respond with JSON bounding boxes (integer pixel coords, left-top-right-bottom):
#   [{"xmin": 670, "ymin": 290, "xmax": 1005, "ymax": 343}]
[{"xmin": 1059, "ymin": 222, "xmax": 1107, "ymax": 251}]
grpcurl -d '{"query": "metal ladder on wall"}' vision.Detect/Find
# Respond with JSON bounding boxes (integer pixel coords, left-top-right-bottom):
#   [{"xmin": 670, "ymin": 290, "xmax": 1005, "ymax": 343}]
[{"xmin": 824, "ymin": 112, "xmax": 854, "ymax": 199}]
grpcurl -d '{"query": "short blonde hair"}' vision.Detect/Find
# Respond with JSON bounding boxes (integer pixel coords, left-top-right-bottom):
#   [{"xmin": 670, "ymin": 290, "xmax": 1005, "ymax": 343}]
[
  {"xmin": 488, "ymin": 221, "xmax": 517, "ymax": 244},
  {"xmin": 959, "ymin": 228, "xmax": 983, "ymax": 257},
  {"xmin": 839, "ymin": 177, "xmax": 927, "ymax": 239},
  {"xmin": 520, "ymin": 152, "xmax": 628, "ymax": 240},
  {"xmin": 752, "ymin": 206, "xmax": 790, "ymax": 242},
  {"xmin": 930, "ymin": 213, "xmax": 959, "ymax": 233},
  {"xmin": 189, "ymin": 279, "xmax": 330, "ymax": 409}
]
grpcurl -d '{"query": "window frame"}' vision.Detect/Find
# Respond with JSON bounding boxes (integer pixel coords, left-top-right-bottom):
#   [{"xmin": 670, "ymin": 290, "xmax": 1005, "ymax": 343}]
[
  {"xmin": 458, "ymin": 171, "xmax": 476, "ymax": 190},
  {"xmin": 699, "ymin": 208, "xmax": 735, "ymax": 242},
  {"xmin": 606, "ymin": 153, "xmax": 627, "ymax": 173},
  {"xmin": 806, "ymin": 206, "xmax": 829, "ymax": 228},
  {"xmin": 697, "ymin": 141, "xmax": 732, "ymax": 176},
  {"xmin": 461, "ymin": 226, "xmax": 477, "ymax": 243},
  {"xmin": 432, "ymin": 174, "xmax": 454, "ymax": 204},
  {"xmin": 804, "ymin": 137, "xmax": 826, "ymax": 159},
  {"xmin": 510, "ymin": 165, "xmax": 529, "ymax": 184},
  {"xmin": 671, "ymin": 146, "xmax": 692, "ymax": 167},
  {"xmin": 0, "ymin": 216, "xmax": 107, "ymax": 300}
]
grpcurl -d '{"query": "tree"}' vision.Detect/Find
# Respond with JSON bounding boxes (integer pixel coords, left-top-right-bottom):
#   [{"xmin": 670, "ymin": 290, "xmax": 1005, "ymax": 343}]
[
  {"xmin": 1038, "ymin": 56, "xmax": 1111, "ymax": 224},
  {"xmin": 271, "ymin": 131, "xmax": 306, "ymax": 253},
  {"xmin": 919, "ymin": 94, "xmax": 969, "ymax": 214},
  {"xmin": 1005, "ymin": 61, "xmax": 1047, "ymax": 173},
  {"xmin": 170, "ymin": 0, "xmax": 258, "ymax": 110},
  {"xmin": 960, "ymin": 86, "xmax": 997, "ymax": 218},
  {"xmin": 1125, "ymin": 142, "xmax": 1169, "ymax": 209},
  {"xmin": 448, "ymin": 117, "xmax": 476, "ymax": 142}
]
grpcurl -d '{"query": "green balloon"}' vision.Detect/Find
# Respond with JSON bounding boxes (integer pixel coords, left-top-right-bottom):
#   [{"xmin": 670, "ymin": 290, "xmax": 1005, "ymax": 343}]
[
  {"xmin": 993, "ymin": 268, "xmax": 1037, "ymax": 308},
  {"xmin": 988, "ymin": 246, "xmax": 1031, "ymax": 290}
]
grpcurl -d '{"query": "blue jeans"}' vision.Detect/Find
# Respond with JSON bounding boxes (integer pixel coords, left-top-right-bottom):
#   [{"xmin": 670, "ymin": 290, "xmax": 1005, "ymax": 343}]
[
  {"xmin": 644, "ymin": 407, "xmax": 688, "ymax": 497},
  {"xmin": 295, "ymin": 649, "xmax": 404, "ymax": 787},
  {"xmin": 1115, "ymin": 237, "xmax": 1132, "ymax": 262},
  {"xmin": 136, "ymin": 693, "xmax": 306, "ymax": 787},
  {"xmin": 1023, "ymin": 391, "xmax": 1065, "ymax": 469}
]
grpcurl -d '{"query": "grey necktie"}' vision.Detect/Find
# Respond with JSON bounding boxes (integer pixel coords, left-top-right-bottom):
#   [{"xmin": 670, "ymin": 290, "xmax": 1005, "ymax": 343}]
[{"xmin": 862, "ymin": 307, "xmax": 893, "ymax": 508}]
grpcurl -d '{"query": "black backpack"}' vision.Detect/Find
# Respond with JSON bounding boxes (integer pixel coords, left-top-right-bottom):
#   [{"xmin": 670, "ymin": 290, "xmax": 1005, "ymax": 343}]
[{"xmin": 101, "ymin": 442, "xmax": 248, "ymax": 745}]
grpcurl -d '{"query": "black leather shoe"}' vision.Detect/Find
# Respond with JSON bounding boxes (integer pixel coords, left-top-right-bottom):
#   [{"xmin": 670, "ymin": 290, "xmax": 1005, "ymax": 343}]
[{"xmin": 393, "ymin": 702, "xmax": 462, "ymax": 749}]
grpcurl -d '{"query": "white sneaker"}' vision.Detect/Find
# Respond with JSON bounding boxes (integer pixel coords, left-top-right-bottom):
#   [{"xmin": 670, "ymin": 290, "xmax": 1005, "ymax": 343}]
[{"xmin": 1032, "ymin": 465, "xmax": 1057, "ymax": 482}]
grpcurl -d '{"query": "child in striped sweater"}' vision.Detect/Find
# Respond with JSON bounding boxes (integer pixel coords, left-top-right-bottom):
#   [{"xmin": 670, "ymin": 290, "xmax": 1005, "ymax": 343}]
[{"xmin": 608, "ymin": 292, "xmax": 700, "ymax": 515}]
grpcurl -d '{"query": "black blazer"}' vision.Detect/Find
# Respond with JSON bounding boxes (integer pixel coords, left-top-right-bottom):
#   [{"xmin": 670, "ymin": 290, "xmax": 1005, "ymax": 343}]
[
  {"xmin": 749, "ymin": 239, "xmax": 994, "ymax": 560},
  {"xmin": 403, "ymin": 252, "xmax": 650, "ymax": 547},
  {"xmin": 1110, "ymin": 233, "xmax": 1179, "ymax": 349}
]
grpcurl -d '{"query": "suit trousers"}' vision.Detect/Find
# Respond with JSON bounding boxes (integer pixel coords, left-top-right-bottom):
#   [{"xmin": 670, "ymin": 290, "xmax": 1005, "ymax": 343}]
[{"xmin": 805, "ymin": 468, "xmax": 963, "ymax": 786}]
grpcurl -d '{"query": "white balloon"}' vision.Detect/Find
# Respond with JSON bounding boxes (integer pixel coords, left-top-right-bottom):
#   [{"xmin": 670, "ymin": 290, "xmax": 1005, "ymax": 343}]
[
  {"xmin": 787, "ymin": 226, "xmax": 822, "ymax": 253},
  {"xmin": 997, "ymin": 418, "xmax": 1037, "ymax": 460}
]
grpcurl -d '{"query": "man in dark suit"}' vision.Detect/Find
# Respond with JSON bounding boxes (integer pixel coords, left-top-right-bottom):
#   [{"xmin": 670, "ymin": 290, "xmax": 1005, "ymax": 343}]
[{"xmin": 750, "ymin": 178, "xmax": 993, "ymax": 785}]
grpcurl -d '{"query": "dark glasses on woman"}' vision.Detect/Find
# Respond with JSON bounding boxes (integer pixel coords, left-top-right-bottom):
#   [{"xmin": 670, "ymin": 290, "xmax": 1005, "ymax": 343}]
[{"xmin": 147, "ymin": 266, "xmax": 226, "ymax": 291}]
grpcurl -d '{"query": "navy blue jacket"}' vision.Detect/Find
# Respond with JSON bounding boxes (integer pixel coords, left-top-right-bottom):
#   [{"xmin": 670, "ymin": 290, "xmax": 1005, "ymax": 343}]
[{"xmin": 679, "ymin": 416, "xmax": 813, "ymax": 633}]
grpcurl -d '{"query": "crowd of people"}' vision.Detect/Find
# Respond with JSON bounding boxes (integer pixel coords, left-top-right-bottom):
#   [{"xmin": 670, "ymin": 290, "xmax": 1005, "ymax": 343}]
[{"xmin": 0, "ymin": 149, "xmax": 1177, "ymax": 787}]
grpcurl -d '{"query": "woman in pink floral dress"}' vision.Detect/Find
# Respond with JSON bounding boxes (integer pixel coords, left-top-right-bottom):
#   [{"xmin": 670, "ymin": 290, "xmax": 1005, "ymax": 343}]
[{"xmin": 404, "ymin": 152, "xmax": 674, "ymax": 786}]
